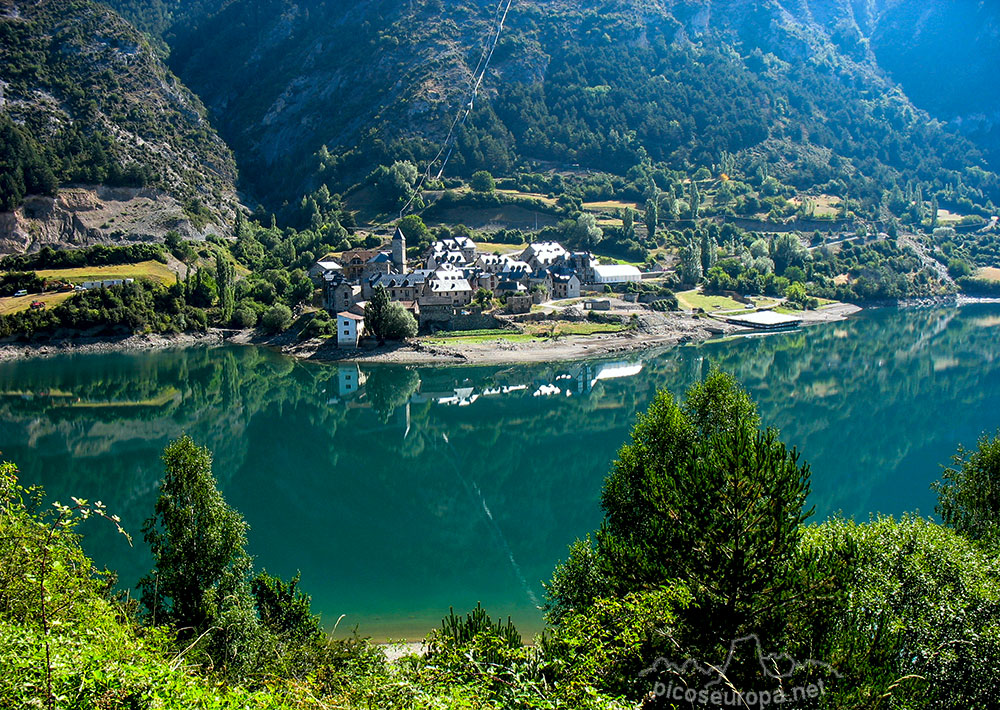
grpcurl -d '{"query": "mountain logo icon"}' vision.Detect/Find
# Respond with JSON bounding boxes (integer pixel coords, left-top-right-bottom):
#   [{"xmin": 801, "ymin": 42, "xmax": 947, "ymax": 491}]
[{"xmin": 639, "ymin": 634, "xmax": 841, "ymax": 691}]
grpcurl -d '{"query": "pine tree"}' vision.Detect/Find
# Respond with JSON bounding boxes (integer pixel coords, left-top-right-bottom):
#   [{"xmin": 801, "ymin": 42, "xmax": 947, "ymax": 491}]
[
  {"xmin": 700, "ymin": 230, "xmax": 717, "ymax": 273},
  {"xmin": 644, "ymin": 198, "xmax": 658, "ymax": 240},
  {"xmin": 364, "ymin": 284, "xmax": 392, "ymax": 345},
  {"xmin": 216, "ymin": 252, "xmax": 235, "ymax": 324},
  {"xmin": 592, "ymin": 372, "xmax": 832, "ymax": 684},
  {"xmin": 138, "ymin": 437, "xmax": 258, "ymax": 666}
]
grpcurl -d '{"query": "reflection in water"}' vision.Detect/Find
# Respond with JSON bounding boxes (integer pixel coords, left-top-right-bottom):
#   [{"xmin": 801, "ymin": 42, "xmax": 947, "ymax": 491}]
[{"xmin": 1, "ymin": 304, "xmax": 999, "ymax": 638}]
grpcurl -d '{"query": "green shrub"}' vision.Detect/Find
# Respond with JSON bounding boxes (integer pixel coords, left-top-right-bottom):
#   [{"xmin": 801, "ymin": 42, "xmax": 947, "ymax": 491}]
[
  {"xmin": 933, "ymin": 430, "xmax": 1000, "ymax": 541},
  {"xmin": 261, "ymin": 303, "xmax": 294, "ymax": 333},
  {"xmin": 802, "ymin": 516, "xmax": 1000, "ymax": 708}
]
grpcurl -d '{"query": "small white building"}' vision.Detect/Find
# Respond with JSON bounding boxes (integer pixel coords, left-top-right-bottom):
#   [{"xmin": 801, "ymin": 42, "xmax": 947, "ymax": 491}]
[
  {"xmin": 81, "ymin": 278, "xmax": 135, "ymax": 290},
  {"xmin": 590, "ymin": 264, "xmax": 642, "ymax": 284},
  {"xmin": 337, "ymin": 311, "xmax": 365, "ymax": 348}
]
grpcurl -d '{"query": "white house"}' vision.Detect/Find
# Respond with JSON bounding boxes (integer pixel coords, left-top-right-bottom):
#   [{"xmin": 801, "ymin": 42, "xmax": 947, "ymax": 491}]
[
  {"xmin": 590, "ymin": 264, "xmax": 642, "ymax": 284},
  {"xmin": 337, "ymin": 311, "xmax": 365, "ymax": 348}
]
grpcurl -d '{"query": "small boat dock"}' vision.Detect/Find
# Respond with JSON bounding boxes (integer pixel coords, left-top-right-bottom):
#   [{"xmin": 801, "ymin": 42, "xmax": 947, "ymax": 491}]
[{"xmin": 724, "ymin": 310, "xmax": 802, "ymax": 330}]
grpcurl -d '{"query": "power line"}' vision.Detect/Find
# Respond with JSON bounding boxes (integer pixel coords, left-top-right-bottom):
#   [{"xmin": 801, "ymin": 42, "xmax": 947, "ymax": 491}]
[{"xmin": 397, "ymin": 0, "xmax": 517, "ymax": 218}]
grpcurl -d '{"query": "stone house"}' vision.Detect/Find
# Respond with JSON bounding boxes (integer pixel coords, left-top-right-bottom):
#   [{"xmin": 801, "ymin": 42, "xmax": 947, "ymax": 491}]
[
  {"xmin": 521, "ymin": 241, "xmax": 568, "ymax": 270},
  {"xmin": 308, "ymin": 258, "xmax": 343, "ymax": 283},
  {"xmin": 324, "ymin": 274, "xmax": 362, "ymax": 312},
  {"xmin": 552, "ymin": 272, "xmax": 581, "ymax": 299},
  {"xmin": 340, "ymin": 249, "xmax": 381, "ymax": 281},
  {"xmin": 367, "ymin": 271, "xmax": 430, "ymax": 302}
]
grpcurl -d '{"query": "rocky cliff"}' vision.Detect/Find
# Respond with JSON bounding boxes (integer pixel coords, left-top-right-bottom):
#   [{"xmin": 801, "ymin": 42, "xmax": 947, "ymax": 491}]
[{"xmin": 0, "ymin": 0, "xmax": 240, "ymax": 251}]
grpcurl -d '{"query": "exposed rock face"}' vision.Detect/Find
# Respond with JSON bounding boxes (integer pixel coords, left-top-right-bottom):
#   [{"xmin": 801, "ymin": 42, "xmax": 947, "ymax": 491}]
[
  {"xmin": 0, "ymin": 186, "xmax": 212, "ymax": 255},
  {"xmin": 0, "ymin": 0, "xmax": 240, "ymax": 227}
]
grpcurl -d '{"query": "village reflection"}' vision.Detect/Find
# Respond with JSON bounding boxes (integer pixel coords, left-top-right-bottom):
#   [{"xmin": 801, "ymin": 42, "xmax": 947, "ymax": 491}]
[{"xmin": 325, "ymin": 359, "xmax": 645, "ymax": 413}]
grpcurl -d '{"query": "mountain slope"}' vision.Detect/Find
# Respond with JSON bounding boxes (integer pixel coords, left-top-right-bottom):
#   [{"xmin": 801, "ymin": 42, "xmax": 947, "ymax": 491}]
[
  {"xmin": 0, "ymin": 0, "xmax": 238, "ymax": 240},
  {"xmin": 164, "ymin": 0, "xmax": 999, "ymax": 211},
  {"xmin": 866, "ymin": 0, "xmax": 1000, "ymax": 167}
]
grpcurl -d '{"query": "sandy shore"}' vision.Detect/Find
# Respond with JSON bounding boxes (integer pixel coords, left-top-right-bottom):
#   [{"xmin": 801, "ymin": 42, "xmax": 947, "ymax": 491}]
[
  {"xmin": 280, "ymin": 312, "xmax": 736, "ymax": 366},
  {"xmin": 0, "ymin": 330, "xmax": 230, "ymax": 361},
  {"xmin": 279, "ymin": 304, "xmax": 863, "ymax": 366},
  {"xmin": 0, "ymin": 304, "xmax": 863, "ymax": 366}
]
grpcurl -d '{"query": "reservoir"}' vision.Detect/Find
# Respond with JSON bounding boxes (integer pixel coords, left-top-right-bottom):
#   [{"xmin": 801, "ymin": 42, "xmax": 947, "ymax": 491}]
[{"xmin": 2, "ymin": 303, "xmax": 999, "ymax": 638}]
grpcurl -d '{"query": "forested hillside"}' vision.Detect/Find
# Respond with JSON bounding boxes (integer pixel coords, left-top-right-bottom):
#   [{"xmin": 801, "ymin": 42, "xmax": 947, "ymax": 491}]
[
  {"xmin": 161, "ymin": 0, "xmax": 1000, "ymax": 211},
  {"xmin": 867, "ymin": 0, "xmax": 1000, "ymax": 168},
  {"xmin": 0, "ymin": 0, "xmax": 238, "ymax": 224}
]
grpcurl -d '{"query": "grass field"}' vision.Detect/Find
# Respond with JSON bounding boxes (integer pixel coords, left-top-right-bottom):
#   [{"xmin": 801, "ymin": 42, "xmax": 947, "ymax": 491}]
[
  {"xmin": 0, "ymin": 291, "xmax": 76, "ymax": 315},
  {"xmin": 789, "ymin": 194, "xmax": 842, "ymax": 218},
  {"xmin": 582, "ymin": 200, "xmax": 640, "ymax": 213},
  {"xmin": 936, "ymin": 209, "xmax": 966, "ymax": 224},
  {"xmin": 422, "ymin": 320, "xmax": 628, "ymax": 344},
  {"xmin": 35, "ymin": 260, "xmax": 177, "ymax": 286},
  {"xmin": 495, "ymin": 189, "xmax": 558, "ymax": 206},
  {"xmin": 974, "ymin": 267, "xmax": 1000, "ymax": 282},
  {"xmin": 423, "ymin": 330, "xmax": 540, "ymax": 345},
  {"xmin": 523, "ymin": 321, "xmax": 629, "ymax": 337},
  {"xmin": 676, "ymin": 290, "xmax": 749, "ymax": 312}
]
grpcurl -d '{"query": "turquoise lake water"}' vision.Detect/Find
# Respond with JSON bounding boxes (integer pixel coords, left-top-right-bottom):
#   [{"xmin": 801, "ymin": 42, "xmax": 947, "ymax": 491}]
[{"xmin": 2, "ymin": 303, "xmax": 999, "ymax": 638}]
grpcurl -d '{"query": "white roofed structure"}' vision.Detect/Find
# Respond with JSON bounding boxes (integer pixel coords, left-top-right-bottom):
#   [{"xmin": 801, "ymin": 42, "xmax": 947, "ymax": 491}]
[{"xmin": 590, "ymin": 264, "xmax": 642, "ymax": 283}]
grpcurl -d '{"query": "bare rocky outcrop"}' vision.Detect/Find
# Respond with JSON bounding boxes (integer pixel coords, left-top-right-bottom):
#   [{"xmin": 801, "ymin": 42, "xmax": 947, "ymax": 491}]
[{"xmin": 0, "ymin": 186, "xmax": 213, "ymax": 255}]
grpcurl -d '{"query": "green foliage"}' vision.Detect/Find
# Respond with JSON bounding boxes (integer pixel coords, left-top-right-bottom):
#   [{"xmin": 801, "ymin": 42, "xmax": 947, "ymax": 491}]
[
  {"xmin": 252, "ymin": 571, "xmax": 321, "ymax": 644},
  {"xmin": 0, "ymin": 278, "xmax": 205, "ymax": 338},
  {"xmin": 543, "ymin": 536, "xmax": 610, "ymax": 623},
  {"xmin": 231, "ymin": 303, "xmax": 258, "ymax": 329},
  {"xmin": 366, "ymin": 161, "xmax": 417, "ymax": 209},
  {"xmin": 470, "ymin": 170, "xmax": 496, "ymax": 193},
  {"xmin": 540, "ymin": 586, "xmax": 691, "ymax": 700},
  {"xmin": 802, "ymin": 515, "xmax": 1000, "ymax": 708},
  {"xmin": 261, "ymin": 303, "xmax": 294, "ymax": 333},
  {"xmin": 396, "ymin": 214, "xmax": 431, "ymax": 252},
  {"xmin": 947, "ymin": 257, "xmax": 973, "ymax": 279},
  {"xmin": 473, "ymin": 287, "xmax": 493, "ymax": 308},
  {"xmin": 933, "ymin": 431, "xmax": 1000, "ymax": 542},
  {"xmin": 0, "ymin": 271, "xmax": 46, "ymax": 296},
  {"xmin": 0, "ymin": 116, "xmax": 57, "ymax": 210},
  {"xmin": 784, "ymin": 281, "xmax": 817, "ymax": 309},
  {"xmin": 363, "ymin": 285, "xmax": 417, "ymax": 343},
  {"xmin": 429, "ymin": 603, "xmax": 522, "ymax": 657},
  {"xmin": 138, "ymin": 436, "xmax": 260, "ymax": 674},
  {"xmin": 298, "ymin": 310, "xmax": 335, "ymax": 339},
  {"xmin": 215, "ymin": 251, "xmax": 236, "ymax": 323},
  {"xmin": 649, "ymin": 296, "xmax": 678, "ymax": 311},
  {"xmin": 560, "ymin": 212, "xmax": 603, "ymax": 250},
  {"xmin": 550, "ymin": 371, "xmax": 846, "ymax": 691}
]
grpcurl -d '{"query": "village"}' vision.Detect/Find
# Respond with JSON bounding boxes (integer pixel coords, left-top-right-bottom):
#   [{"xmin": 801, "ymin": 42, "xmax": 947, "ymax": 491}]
[
  {"xmin": 310, "ymin": 227, "xmax": 651, "ymax": 348},
  {"xmin": 305, "ymin": 227, "xmax": 832, "ymax": 353}
]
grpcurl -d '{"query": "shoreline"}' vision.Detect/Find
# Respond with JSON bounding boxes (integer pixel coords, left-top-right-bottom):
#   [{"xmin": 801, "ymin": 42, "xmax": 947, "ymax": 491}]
[{"xmin": 0, "ymin": 304, "xmax": 864, "ymax": 366}]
